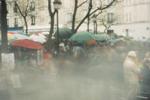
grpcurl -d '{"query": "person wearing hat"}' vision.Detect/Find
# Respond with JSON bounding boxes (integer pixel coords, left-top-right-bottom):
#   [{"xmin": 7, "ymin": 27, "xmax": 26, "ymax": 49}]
[
  {"xmin": 59, "ymin": 42, "xmax": 66, "ymax": 57},
  {"xmin": 123, "ymin": 51, "xmax": 141, "ymax": 100}
]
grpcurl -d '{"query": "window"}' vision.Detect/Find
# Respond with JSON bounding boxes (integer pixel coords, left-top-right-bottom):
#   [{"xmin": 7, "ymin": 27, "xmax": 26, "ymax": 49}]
[
  {"xmin": 7, "ymin": 19, "xmax": 9, "ymax": 27},
  {"xmin": 107, "ymin": 13, "xmax": 114, "ymax": 23},
  {"xmin": 128, "ymin": 13, "xmax": 131, "ymax": 22},
  {"xmin": 31, "ymin": 16, "xmax": 35, "ymax": 25},
  {"xmin": 67, "ymin": 12, "xmax": 72, "ymax": 23},
  {"xmin": 30, "ymin": 1, "xmax": 35, "ymax": 11},
  {"xmin": 128, "ymin": 0, "xmax": 131, "ymax": 5},
  {"xmin": 13, "ymin": 3, "xmax": 18, "ymax": 13},
  {"xmin": 14, "ymin": 18, "xmax": 18, "ymax": 27},
  {"xmin": 30, "ymin": 1, "xmax": 36, "ymax": 25}
]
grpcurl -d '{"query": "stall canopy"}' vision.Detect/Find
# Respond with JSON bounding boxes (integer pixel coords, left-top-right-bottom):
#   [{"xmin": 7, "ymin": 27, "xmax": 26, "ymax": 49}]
[
  {"xmin": 11, "ymin": 39, "xmax": 43, "ymax": 50},
  {"xmin": 69, "ymin": 32, "xmax": 95, "ymax": 44},
  {"xmin": 0, "ymin": 32, "xmax": 29, "ymax": 42},
  {"xmin": 55, "ymin": 28, "xmax": 73, "ymax": 39},
  {"xmin": 29, "ymin": 33, "xmax": 47, "ymax": 44},
  {"xmin": 94, "ymin": 34, "xmax": 110, "ymax": 42}
]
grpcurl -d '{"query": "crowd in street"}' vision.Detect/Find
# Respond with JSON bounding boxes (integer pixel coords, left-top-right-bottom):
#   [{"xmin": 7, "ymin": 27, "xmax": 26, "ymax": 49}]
[
  {"xmin": 40, "ymin": 40, "xmax": 150, "ymax": 100},
  {"xmin": 0, "ymin": 39, "xmax": 150, "ymax": 100}
]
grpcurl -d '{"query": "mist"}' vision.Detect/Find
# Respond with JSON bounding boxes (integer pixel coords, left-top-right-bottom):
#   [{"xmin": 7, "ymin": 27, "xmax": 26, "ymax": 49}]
[{"xmin": 1, "ymin": 41, "xmax": 150, "ymax": 100}]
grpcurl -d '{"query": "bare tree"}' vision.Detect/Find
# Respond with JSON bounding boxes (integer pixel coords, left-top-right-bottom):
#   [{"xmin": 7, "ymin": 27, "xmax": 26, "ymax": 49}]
[
  {"xmin": 45, "ymin": 0, "xmax": 118, "ymax": 50},
  {"xmin": 71, "ymin": 0, "xmax": 118, "ymax": 33},
  {"xmin": 0, "ymin": 0, "xmax": 8, "ymax": 52},
  {"xmin": 15, "ymin": 0, "xmax": 33, "ymax": 35},
  {"xmin": 44, "ymin": 0, "xmax": 57, "ymax": 50},
  {"xmin": 48, "ymin": 0, "xmax": 56, "ymax": 38},
  {"xmin": 100, "ymin": 13, "xmax": 117, "ymax": 33}
]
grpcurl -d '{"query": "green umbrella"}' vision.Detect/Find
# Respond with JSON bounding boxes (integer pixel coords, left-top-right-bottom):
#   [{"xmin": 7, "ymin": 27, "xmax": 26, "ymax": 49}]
[
  {"xmin": 55, "ymin": 28, "xmax": 73, "ymax": 39},
  {"xmin": 94, "ymin": 34, "xmax": 110, "ymax": 42},
  {"xmin": 96, "ymin": 32, "xmax": 106, "ymax": 34},
  {"xmin": 108, "ymin": 38, "xmax": 126, "ymax": 46},
  {"xmin": 109, "ymin": 33, "xmax": 118, "ymax": 39},
  {"xmin": 69, "ymin": 31, "xmax": 95, "ymax": 44}
]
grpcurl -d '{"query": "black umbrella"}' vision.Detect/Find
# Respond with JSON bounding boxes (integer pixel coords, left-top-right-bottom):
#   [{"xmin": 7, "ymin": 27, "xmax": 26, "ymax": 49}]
[{"xmin": 55, "ymin": 28, "xmax": 73, "ymax": 39}]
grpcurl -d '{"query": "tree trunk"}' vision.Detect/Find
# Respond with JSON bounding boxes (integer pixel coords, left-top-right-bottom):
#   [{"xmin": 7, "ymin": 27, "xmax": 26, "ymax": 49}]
[
  {"xmin": 1, "ymin": 0, "xmax": 8, "ymax": 52},
  {"xmin": 87, "ymin": 15, "xmax": 90, "ymax": 32},
  {"xmin": 45, "ymin": 14, "xmax": 55, "ymax": 51},
  {"xmin": 23, "ymin": 17, "xmax": 28, "ymax": 35},
  {"xmin": 74, "ymin": 0, "xmax": 92, "ymax": 33},
  {"xmin": 72, "ymin": 0, "xmax": 78, "ymax": 33},
  {"xmin": 45, "ymin": 0, "xmax": 57, "ymax": 51},
  {"xmin": 75, "ymin": 12, "xmax": 91, "ymax": 32},
  {"xmin": 49, "ymin": 14, "xmax": 55, "ymax": 38}
]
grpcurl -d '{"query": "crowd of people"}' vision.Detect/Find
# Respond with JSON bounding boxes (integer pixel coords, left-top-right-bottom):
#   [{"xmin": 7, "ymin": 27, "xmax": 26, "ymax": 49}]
[
  {"xmin": 3, "ymin": 39, "xmax": 149, "ymax": 100},
  {"xmin": 44, "ymin": 41, "xmax": 150, "ymax": 100}
]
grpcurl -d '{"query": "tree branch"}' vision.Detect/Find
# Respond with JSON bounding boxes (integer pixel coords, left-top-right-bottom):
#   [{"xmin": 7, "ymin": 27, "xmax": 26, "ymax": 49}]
[
  {"xmin": 77, "ymin": 0, "xmax": 88, "ymax": 8},
  {"xmin": 89, "ymin": 0, "xmax": 116, "ymax": 16},
  {"xmin": 25, "ymin": 0, "xmax": 30, "ymax": 14},
  {"xmin": 75, "ymin": 0, "xmax": 93, "ymax": 32},
  {"xmin": 48, "ymin": 0, "xmax": 52, "ymax": 15},
  {"xmin": 15, "ymin": 1, "xmax": 25, "ymax": 17},
  {"xmin": 72, "ymin": 0, "xmax": 78, "ymax": 32},
  {"xmin": 48, "ymin": 0, "xmax": 56, "ymax": 16},
  {"xmin": 95, "ymin": 10, "xmax": 103, "ymax": 17}
]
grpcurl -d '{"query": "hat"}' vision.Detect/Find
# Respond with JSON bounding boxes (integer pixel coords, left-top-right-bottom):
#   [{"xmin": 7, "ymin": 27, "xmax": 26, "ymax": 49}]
[
  {"xmin": 127, "ymin": 51, "xmax": 137, "ymax": 57},
  {"xmin": 59, "ymin": 43, "xmax": 65, "ymax": 47}
]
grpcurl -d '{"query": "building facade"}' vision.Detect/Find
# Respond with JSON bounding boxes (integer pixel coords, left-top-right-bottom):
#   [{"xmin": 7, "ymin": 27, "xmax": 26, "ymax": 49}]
[
  {"xmin": 111, "ymin": 0, "xmax": 150, "ymax": 40},
  {"xmin": 6, "ymin": 0, "xmax": 150, "ymax": 40}
]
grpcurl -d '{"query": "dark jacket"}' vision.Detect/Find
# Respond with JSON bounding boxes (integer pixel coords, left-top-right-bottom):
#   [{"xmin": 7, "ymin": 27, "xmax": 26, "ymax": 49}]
[{"xmin": 140, "ymin": 62, "xmax": 150, "ymax": 95}]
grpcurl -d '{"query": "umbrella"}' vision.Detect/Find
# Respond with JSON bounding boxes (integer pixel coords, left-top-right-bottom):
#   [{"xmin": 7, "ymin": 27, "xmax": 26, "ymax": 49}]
[
  {"xmin": 13, "ymin": 33, "xmax": 29, "ymax": 40},
  {"xmin": 0, "ymin": 32, "xmax": 29, "ymax": 41},
  {"xmin": 108, "ymin": 38, "xmax": 126, "ymax": 46},
  {"xmin": 86, "ymin": 39, "xmax": 97, "ymax": 46},
  {"xmin": 94, "ymin": 34, "xmax": 110, "ymax": 42},
  {"xmin": 11, "ymin": 39, "xmax": 43, "ymax": 50},
  {"xmin": 7, "ymin": 32, "xmax": 15, "ymax": 41},
  {"xmin": 55, "ymin": 28, "xmax": 73, "ymax": 39},
  {"xmin": 69, "ymin": 32, "xmax": 95, "ymax": 44},
  {"xmin": 29, "ymin": 33, "xmax": 47, "ymax": 43}
]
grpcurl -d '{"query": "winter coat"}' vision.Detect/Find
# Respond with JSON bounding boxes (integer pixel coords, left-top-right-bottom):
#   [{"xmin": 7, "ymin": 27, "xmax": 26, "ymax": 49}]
[
  {"xmin": 123, "ymin": 57, "xmax": 140, "ymax": 85},
  {"xmin": 140, "ymin": 62, "xmax": 150, "ymax": 94}
]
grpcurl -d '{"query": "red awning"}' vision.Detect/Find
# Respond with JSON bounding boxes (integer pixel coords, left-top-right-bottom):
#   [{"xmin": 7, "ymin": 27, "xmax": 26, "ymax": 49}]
[{"xmin": 11, "ymin": 39, "xmax": 43, "ymax": 50}]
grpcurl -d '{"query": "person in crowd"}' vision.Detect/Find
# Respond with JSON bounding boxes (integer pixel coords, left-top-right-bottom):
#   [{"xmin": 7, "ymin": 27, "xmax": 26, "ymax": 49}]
[
  {"xmin": 65, "ymin": 41, "xmax": 73, "ymax": 57},
  {"xmin": 123, "ymin": 51, "xmax": 141, "ymax": 100},
  {"xmin": 72, "ymin": 45, "xmax": 87, "ymax": 62},
  {"xmin": 139, "ymin": 52, "xmax": 150, "ymax": 100},
  {"xmin": 42, "ymin": 49, "xmax": 53, "ymax": 70},
  {"xmin": 59, "ymin": 42, "xmax": 67, "ymax": 58}
]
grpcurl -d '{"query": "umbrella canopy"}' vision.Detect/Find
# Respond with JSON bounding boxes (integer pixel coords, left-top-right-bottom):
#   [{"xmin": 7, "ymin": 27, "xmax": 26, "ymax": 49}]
[
  {"xmin": 0, "ymin": 32, "xmax": 29, "ymax": 42},
  {"xmin": 86, "ymin": 39, "xmax": 97, "ymax": 46},
  {"xmin": 94, "ymin": 34, "xmax": 110, "ymax": 42},
  {"xmin": 29, "ymin": 33, "xmax": 47, "ymax": 43},
  {"xmin": 55, "ymin": 28, "xmax": 73, "ymax": 39},
  {"xmin": 11, "ymin": 39, "xmax": 43, "ymax": 50},
  {"xmin": 109, "ymin": 38, "xmax": 126, "ymax": 46},
  {"xmin": 69, "ymin": 32, "xmax": 95, "ymax": 44},
  {"xmin": 0, "ymin": 32, "xmax": 15, "ymax": 41},
  {"xmin": 14, "ymin": 33, "xmax": 29, "ymax": 40}
]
